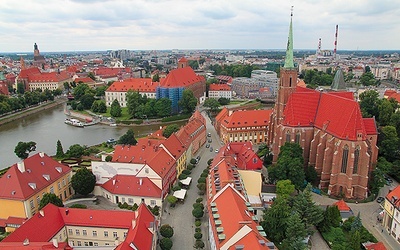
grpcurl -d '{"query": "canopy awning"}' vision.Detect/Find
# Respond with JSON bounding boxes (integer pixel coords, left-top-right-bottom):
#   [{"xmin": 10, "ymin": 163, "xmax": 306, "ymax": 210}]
[
  {"xmin": 180, "ymin": 177, "xmax": 192, "ymax": 186},
  {"xmin": 173, "ymin": 189, "xmax": 187, "ymax": 200}
]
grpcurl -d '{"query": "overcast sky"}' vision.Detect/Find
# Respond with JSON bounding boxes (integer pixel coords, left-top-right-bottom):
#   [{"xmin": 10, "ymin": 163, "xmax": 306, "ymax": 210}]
[{"xmin": 1, "ymin": 0, "xmax": 399, "ymax": 53}]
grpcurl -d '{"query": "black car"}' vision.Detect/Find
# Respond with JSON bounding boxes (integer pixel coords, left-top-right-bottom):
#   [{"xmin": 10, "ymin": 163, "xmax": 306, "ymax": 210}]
[
  {"xmin": 376, "ymin": 197, "xmax": 384, "ymax": 203},
  {"xmin": 208, "ymin": 139, "xmax": 212, "ymax": 143},
  {"xmin": 206, "ymin": 144, "xmax": 210, "ymax": 148}
]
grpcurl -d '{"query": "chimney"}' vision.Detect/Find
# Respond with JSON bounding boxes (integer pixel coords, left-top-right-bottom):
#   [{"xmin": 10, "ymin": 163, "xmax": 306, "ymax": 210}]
[
  {"xmin": 39, "ymin": 152, "xmax": 44, "ymax": 158},
  {"xmin": 139, "ymin": 178, "xmax": 142, "ymax": 186},
  {"xmin": 65, "ymin": 209, "xmax": 69, "ymax": 215},
  {"xmin": 17, "ymin": 161, "xmax": 25, "ymax": 173},
  {"xmin": 132, "ymin": 219, "xmax": 136, "ymax": 229},
  {"xmin": 112, "ymin": 179, "xmax": 116, "ymax": 186},
  {"xmin": 52, "ymin": 238, "xmax": 59, "ymax": 248},
  {"xmin": 39, "ymin": 210, "xmax": 44, "ymax": 217}
]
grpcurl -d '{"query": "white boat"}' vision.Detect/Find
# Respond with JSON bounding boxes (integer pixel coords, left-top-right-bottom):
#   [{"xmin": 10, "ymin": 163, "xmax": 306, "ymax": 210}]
[
  {"xmin": 65, "ymin": 118, "xmax": 85, "ymax": 127},
  {"xmin": 110, "ymin": 123, "xmax": 117, "ymax": 127}
]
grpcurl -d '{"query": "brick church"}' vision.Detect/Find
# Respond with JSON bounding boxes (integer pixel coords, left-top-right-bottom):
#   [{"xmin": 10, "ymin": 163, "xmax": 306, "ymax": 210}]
[{"xmin": 268, "ymin": 13, "xmax": 378, "ymax": 199}]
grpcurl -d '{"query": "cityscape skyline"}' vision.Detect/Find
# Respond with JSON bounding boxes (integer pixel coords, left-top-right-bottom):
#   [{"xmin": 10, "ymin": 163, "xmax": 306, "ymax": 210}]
[{"xmin": 1, "ymin": 0, "xmax": 400, "ymax": 53}]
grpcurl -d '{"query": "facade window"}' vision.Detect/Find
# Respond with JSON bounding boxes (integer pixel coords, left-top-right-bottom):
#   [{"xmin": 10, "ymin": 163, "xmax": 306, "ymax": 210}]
[
  {"xmin": 295, "ymin": 132, "xmax": 300, "ymax": 144},
  {"xmin": 58, "ymin": 182, "xmax": 61, "ymax": 190},
  {"xmin": 76, "ymin": 229, "xmax": 80, "ymax": 236},
  {"xmin": 68, "ymin": 229, "xmax": 73, "ymax": 235},
  {"xmin": 124, "ymin": 231, "xmax": 128, "ymax": 238},
  {"xmin": 128, "ymin": 198, "xmax": 134, "ymax": 204},
  {"xmin": 113, "ymin": 232, "xmax": 118, "ymax": 238},
  {"xmin": 104, "ymin": 231, "xmax": 109, "ymax": 237},
  {"xmin": 121, "ymin": 198, "xmax": 125, "ymax": 203},
  {"xmin": 30, "ymin": 200, "xmax": 34, "ymax": 209},
  {"xmin": 353, "ymin": 147, "xmax": 360, "ymax": 174},
  {"xmin": 62, "ymin": 179, "xmax": 66, "ymax": 186},
  {"xmin": 285, "ymin": 131, "xmax": 291, "ymax": 142},
  {"xmin": 83, "ymin": 230, "xmax": 87, "ymax": 236},
  {"xmin": 77, "ymin": 241, "xmax": 81, "ymax": 246},
  {"xmin": 94, "ymin": 243, "xmax": 98, "ymax": 246},
  {"xmin": 151, "ymin": 200, "xmax": 156, "ymax": 206},
  {"xmin": 341, "ymin": 145, "xmax": 349, "ymax": 173},
  {"xmin": 93, "ymin": 231, "xmax": 97, "ymax": 237},
  {"xmin": 50, "ymin": 186, "xmax": 54, "ymax": 194}
]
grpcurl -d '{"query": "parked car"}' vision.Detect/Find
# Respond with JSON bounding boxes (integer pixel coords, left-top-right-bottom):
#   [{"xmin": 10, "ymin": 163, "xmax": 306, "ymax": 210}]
[
  {"xmin": 376, "ymin": 197, "xmax": 384, "ymax": 203},
  {"xmin": 207, "ymin": 133, "xmax": 211, "ymax": 137},
  {"xmin": 206, "ymin": 144, "xmax": 210, "ymax": 148},
  {"xmin": 210, "ymin": 147, "xmax": 213, "ymax": 152},
  {"xmin": 208, "ymin": 139, "xmax": 212, "ymax": 143},
  {"xmin": 196, "ymin": 156, "xmax": 201, "ymax": 162},
  {"xmin": 215, "ymin": 149, "xmax": 219, "ymax": 153}
]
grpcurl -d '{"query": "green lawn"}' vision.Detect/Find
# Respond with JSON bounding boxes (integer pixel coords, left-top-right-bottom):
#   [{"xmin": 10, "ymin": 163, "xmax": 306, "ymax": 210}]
[
  {"xmin": 229, "ymin": 100, "xmax": 245, "ymax": 104},
  {"xmin": 92, "ymin": 107, "xmax": 131, "ymax": 121}
]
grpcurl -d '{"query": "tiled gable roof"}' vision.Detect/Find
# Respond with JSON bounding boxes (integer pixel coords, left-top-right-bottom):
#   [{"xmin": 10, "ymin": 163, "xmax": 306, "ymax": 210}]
[
  {"xmin": 160, "ymin": 67, "xmax": 205, "ymax": 88},
  {"xmin": 386, "ymin": 185, "xmax": 400, "ymax": 209},
  {"xmin": 223, "ymin": 109, "xmax": 272, "ymax": 129},
  {"xmin": 112, "ymin": 139, "xmax": 164, "ymax": 163},
  {"xmin": 101, "ymin": 175, "xmax": 161, "ymax": 198},
  {"xmin": 28, "ymin": 71, "xmax": 71, "ymax": 83},
  {"xmin": 333, "ymin": 199, "xmax": 351, "ymax": 211},
  {"xmin": 94, "ymin": 67, "xmax": 131, "ymax": 77},
  {"xmin": 0, "ymin": 153, "xmax": 71, "ymax": 200},
  {"xmin": 18, "ymin": 67, "xmax": 40, "ymax": 79},
  {"xmin": 147, "ymin": 149, "xmax": 175, "ymax": 179},
  {"xmin": 107, "ymin": 78, "xmax": 157, "ymax": 92},
  {"xmin": 284, "ymin": 88, "xmax": 374, "ymax": 140},
  {"xmin": 74, "ymin": 77, "xmax": 95, "ymax": 83},
  {"xmin": 161, "ymin": 134, "xmax": 185, "ymax": 159},
  {"xmin": 209, "ymin": 83, "xmax": 231, "ymax": 91}
]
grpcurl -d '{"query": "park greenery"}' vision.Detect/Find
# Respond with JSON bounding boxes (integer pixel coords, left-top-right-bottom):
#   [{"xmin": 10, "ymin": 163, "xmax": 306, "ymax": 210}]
[
  {"xmin": 14, "ymin": 141, "xmax": 36, "ymax": 160},
  {"xmin": 0, "ymin": 88, "xmax": 61, "ymax": 116},
  {"xmin": 39, "ymin": 193, "xmax": 64, "ymax": 210},
  {"xmin": 118, "ymin": 129, "xmax": 138, "ymax": 145},
  {"xmin": 162, "ymin": 124, "xmax": 180, "ymax": 138},
  {"xmin": 71, "ymin": 167, "xmax": 96, "ymax": 196},
  {"xmin": 178, "ymin": 89, "xmax": 198, "ymax": 114},
  {"xmin": 208, "ymin": 64, "xmax": 260, "ymax": 78}
]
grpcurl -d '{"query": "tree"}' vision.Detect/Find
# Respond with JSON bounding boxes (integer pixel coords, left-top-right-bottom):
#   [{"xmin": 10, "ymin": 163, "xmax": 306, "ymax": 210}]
[
  {"xmin": 166, "ymin": 195, "xmax": 177, "ymax": 207},
  {"xmin": 91, "ymin": 100, "xmax": 107, "ymax": 113},
  {"xmin": 162, "ymin": 124, "xmax": 180, "ymax": 138},
  {"xmin": 152, "ymin": 74, "xmax": 160, "ymax": 82},
  {"xmin": 349, "ymin": 230, "xmax": 361, "ymax": 250},
  {"xmin": 192, "ymin": 207, "xmax": 204, "ymax": 219},
  {"xmin": 66, "ymin": 144, "xmax": 85, "ymax": 158},
  {"xmin": 359, "ymin": 71, "xmax": 376, "ymax": 86},
  {"xmin": 261, "ymin": 196, "xmax": 291, "ymax": 243},
  {"xmin": 276, "ymin": 179, "xmax": 295, "ymax": 199},
  {"xmin": 155, "ymin": 98, "xmax": 172, "ymax": 117},
  {"xmin": 160, "ymin": 224, "xmax": 174, "ymax": 238},
  {"xmin": 318, "ymin": 205, "xmax": 341, "ymax": 233},
  {"xmin": 17, "ymin": 82, "xmax": 25, "ymax": 94},
  {"xmin": 39, "ymin": 193, "xmax": 63, "ymax": 209},
  {"xmin": 203, "ymin": 98, "xmax": 220, "ymax": 111},
  {"xmin": 71, "ymin": 167, "xmax": 96, "ymax": 196},
  {"xmin": 378, "ymin": 98, "xmax": 396, "ymax": 126},
  {"xmin": 218, "ymin": 97, "xmax": 230, "ymax": 105},
  {"xmin": 14, "ymin": 141, "xmax": 36, "ymax": 160},
  {"xmin": 87, "ymin": 72, "xmax": 96, "ymax": 81},
  {"xmin": 73, "ymin": 83, "xmax": 90, "ymax": 100},
  {"xmin": 110, "ymin": 99, "xmax": 122, "ymax": 117},
  {"xmin": 95, "ymin": 86, "xmax": 107, "ymax": 97},
  {"xmin": 268, "ymin": 143, "xmax": 305, "ymax": 189},
  {"xmin": 178, "ymin": 89, "xmax": 197, "ymax": 114},
  {"xmin": 126, "ymin": 90, "xmax": 145, "ymax": 117},
  {"xmin": 359, "ymin": 90, "xmax": 381, "ymax": 118},
  {"xmin": 80, "ymin": 94, "xmax": 95, "ymax": 109},
  {"xmin": 293, "ymin": 184, "xmax": 324, "ymax": 233},
  {"xmin": 380, "ymin": 126, "xmax": 399, "ymax": 161},
  {"xmin": 118, "ymin": 129, "xmax": 138, "ymax": 145},
  {"xmin": 56, "ymin": 140, "xmax": 64, "ymax": 158},
  {"xmin": 281, "ymin": 212, "xmax": 307, "ymax": 250},
  {"xmin": 159, "ymin": 237, "xmax": 173, "ymax": 250},
  {"xmin": 305, "ymin": 165, "xmax": 318, "ymax": 185}
]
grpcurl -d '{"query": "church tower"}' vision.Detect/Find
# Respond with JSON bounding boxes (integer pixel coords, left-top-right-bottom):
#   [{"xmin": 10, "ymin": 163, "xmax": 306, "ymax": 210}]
[
  {"xmin": 34, "ymin": 43, "xmax": 40, "ymax": 57},
  {"xmin": 178, "ymin": 57, "xmax": 188, "ymax": 68},
  {"xmin": 275, "ymin": 8, "xmax": 297, "ymax": 125}
]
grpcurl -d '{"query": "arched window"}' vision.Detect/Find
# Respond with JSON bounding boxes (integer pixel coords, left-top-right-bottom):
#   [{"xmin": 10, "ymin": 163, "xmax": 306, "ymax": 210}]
[
  {"xmin": 295, "ymin": 132, "xmax": 300, "ymax": 144},
  {"xmin": 353, "ymin": 147, "xmax": 360, "ymax": 174},
  {"xmin": 341, "ymin": 145, "xmax": 349, "ymax": 173},
  {"xmin": 286, "ymin": 131, "xmax": 291, "ymax": 142}
]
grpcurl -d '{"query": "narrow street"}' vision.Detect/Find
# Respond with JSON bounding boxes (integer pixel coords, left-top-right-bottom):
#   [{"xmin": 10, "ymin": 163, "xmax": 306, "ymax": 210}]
[{"xmin": 160, "ymin": 110, "xmax": 221, "ymax": 249}]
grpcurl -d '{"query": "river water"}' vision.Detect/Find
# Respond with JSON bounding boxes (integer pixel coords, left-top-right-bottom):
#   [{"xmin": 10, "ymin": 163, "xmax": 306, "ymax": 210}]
[{"xmin": 0, "ymin": 105, "xmax": 182, "ymax": 170}]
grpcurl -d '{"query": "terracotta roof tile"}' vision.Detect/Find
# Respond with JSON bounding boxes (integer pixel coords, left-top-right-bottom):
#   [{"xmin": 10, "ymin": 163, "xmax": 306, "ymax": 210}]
[
  {"xmin": 101, "ymin": 175, "xmax": 162, "ymax": 198},
  {"xmin": 209, "ymin": 83, "xmax": 231, "ymax": 91},
  {"xmin": 160, "ymin": 67, "xmax": 205, "ymax": 88},
  {"xmin": 222, "ymin": 109, "xmax": 272, "ymax": 129},
  {"xmin": 107, "ymin": 78, "xmax": 157, "ymax": 92},
  {"xmin": 333, "ymin": 199, "xmax": 351, "ymax": 211}
]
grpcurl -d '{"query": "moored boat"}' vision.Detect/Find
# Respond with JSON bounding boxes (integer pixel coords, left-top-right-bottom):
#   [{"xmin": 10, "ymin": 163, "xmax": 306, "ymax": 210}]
[{"xmin": 65, "ymin": 118, "xmax": 85, "ymax": 127}]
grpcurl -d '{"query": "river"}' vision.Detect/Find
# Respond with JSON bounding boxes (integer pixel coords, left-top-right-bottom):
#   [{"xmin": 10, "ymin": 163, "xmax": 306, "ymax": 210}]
[{"xmin": 0, "ymin": 105, "xmax": 185, "ymax": 170}]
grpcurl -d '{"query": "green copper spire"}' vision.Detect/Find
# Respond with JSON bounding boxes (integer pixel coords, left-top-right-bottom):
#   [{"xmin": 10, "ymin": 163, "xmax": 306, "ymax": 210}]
[{"xmin": 284, "ymin": 7, "xmax": 294, "ymax": 69}]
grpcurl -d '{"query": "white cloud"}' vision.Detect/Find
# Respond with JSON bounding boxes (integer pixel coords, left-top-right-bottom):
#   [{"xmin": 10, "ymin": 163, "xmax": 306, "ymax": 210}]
[{"xmin": 0, "ymin": 0, "xmax": 399, "ymax": 52}]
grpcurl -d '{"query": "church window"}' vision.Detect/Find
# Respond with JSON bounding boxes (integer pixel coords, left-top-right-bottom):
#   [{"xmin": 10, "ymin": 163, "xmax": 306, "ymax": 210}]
[
  {"xmin": 289, "ymin": 77, "xmax": 292, "ymax": 87},
  {"xmin": 341, "ymin": 145, "xmax": 349, "ymax": 173},
  {"xmin": 353, "ymin": 147, "xmax": 360, "ymax": 174},
  {"xmin": 295, "ymin": 132, "xmax": 300, "ymax": 144},
  {"xmin": 285, "ymin": 131, "xmax": 291, "ymax": 142}
]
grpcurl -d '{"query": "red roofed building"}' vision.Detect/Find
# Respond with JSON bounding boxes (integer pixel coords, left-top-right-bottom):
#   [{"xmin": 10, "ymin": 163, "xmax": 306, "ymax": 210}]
[
  {"xmin": 0, "ymin": 203, "xmax": 157, "ymax": 249},
  {"xmin": 73, "ymin": 77, "xmax": 96, "ymax": 87},
  {"xmin": 209, "ymin": 83, "xmax": 232, "ymax": 99},
  {"xmin": 16, "ymin": 67, "xmax": 41, "ymax": 91},
  {"xmin": 176, "ymin": 110, "xmax": 206, "ymax": 157},
  {"xmin": 268, "ymin": 15, "xmax": 378, "ymax": 199},
  {"xmin": 362, "ymin": 241, "xmax": 387, "ymax": 250},
  {"xmin": 0, "ymin": 153, "xmax": 73, "ymax": 226},
  {"xmin": 382, "ymin": 185, "xmax": 400, "ymax": 244},
  {"xmin": 217, "ymin": 109, "xmax": 273, "ymax": 144},
  {"xmin": 105, "ymin": 78, "xmax": 157, "ymax": 107},
  {"xmin": 0, "ymin": 72, "xmax": 8, "ymax": 95},
  {"xmin": 384, "ymin": 89, "xmax": 400, "ymax": 103},
  {"xmin": 28, "ymin": 71, "xmax": 72, "ymax": 91},
  {"xmin": 160, "ymin": 133, "xmax": 187, "ymax": 176},
  {"xmin": 101, "ymin": 175, "xmax": 163, "ymax": 207},
  {"xmin": 94, "ymin": 67, "xmax": 132, "ymax": 82},
  {"xmin": 157, "ymin": 58, "xmax": 206, "ymax": 112}
]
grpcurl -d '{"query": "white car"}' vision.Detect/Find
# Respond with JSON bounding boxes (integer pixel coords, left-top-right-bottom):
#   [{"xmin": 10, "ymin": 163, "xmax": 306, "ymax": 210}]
[{"xmin": 215, "ymin": 149, "xmax": 219, "ymax": 153}]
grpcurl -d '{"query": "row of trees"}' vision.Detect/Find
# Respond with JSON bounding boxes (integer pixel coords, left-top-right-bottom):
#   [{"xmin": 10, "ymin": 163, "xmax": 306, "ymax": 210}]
[
  {"xmin": 0, "ymin": 88, "xmax": 62, "ymax": 115},
  {"xmin": 208, "ymin": 64, "xmax": 260, "ymax": 78}
]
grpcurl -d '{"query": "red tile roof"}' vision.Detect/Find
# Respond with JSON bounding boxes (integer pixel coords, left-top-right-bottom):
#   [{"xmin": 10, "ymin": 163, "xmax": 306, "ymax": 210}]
[
  {"xmin": 73, "ymin": 77, "xmax": 95, "ymax": 84},
  {"xmin": 28, "ymin": 71, "xmax": 71, "ymax": 83},
  {"xmin": 112, "ymin": 139, "xmax": 164, "ymax": 163},
  {"xmin": 0, "ymin": 242, "xmax": 71, "ymax": 249},
  {"xmin": 209, "ymin": 185, "xmax": 273, "ymax": 249},
  {"xmin": 0, "ymin": 153, "xmax": 72, "ymax": 200},
  {"xmin": 363, "ymin": 118, "xmax": 378, "ymax": 135},
  {"xmin": 160, "ymin": 67, "xmax": 205, "ymax": 88},
  {"xmin": 386, "ymin": 185, "xmax": 400, "ymax": 209},
  {"xmin": 284, "ymin": 88, "xmax": 374, "ymax": 140},
  {"xmin": 209, "ymin": 83, "xmax": 231, "ymax": 91},
  {"xmin": 333, "ymin": 199, "xmax": 351, "ymax": 211},
  {"xmin": 94, "ymin": 67, "xmax": 131, "ymax": 77},
  {"xmin": 18, "ymin": 67, "xmax": 40, "ymax": 79},
  {"xmin": 101, "ymin": 175, "xmax": 162, "ymax": 198},
  {"xmin": 107, "ymin": 78, "xmax": 157, "ymax": 92},
  {"xmin": 161, "ymin": 134, "xmax": 185, "ymax": 159},
  {"xmin": 5, "ymin": 216, "xmax": 27, "ymax": 226},
  {"xmin": 178, "ymin": 57, "xmax": 188, "ymax": 63},
  {"xmin": 222, "ymin": 109, "xmax": 273, "ymax": 129},
  {"xmin": 363, "ymin": 242, "xmax": 387, "ymax": 250}
]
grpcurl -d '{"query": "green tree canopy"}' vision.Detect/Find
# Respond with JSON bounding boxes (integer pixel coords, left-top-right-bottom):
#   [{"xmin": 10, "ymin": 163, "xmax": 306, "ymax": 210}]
[
  {"xmin": 73, "ymin": 83, "xmax": 90, "ymax": 100},
  {"xmin": 281, "ymin": 212, "xmax": 308, "ymax": 250},
  {"xmin": 276, "ymin": 179, "xmax": 295, "ymax": 199},
  {"xmin": 192, "ymin": 207, "xmax": 204, "ymax": 219},
  {"xmin": 91, "ymin": 100, "xmax": 107, "ymax": 113},
  {"xmin": 159, "ymin": 237, "xmax": 173, "ymax": 250},
  {"xmin": 110, "ymin": 99, "xmax": 122, "ymax": 117},
  {"xmin": 359, "ymin": 71, "xmax": 377, "ymax": 86},
  {"xmin": 39, "ymin": 193, "xmax": 64, "ymax": 210},
  {"xmin": 155, "ymin": 98, "xmax": 172, "ymax": 117},
  {"xmin": 159, "ymin": 224, "xmax": 174, "ymax": 238},
  {"xmin": 261, "ymin": 196, "xmax": 291, "ymax": 243},
  {"xmin": 118, "ymin": 129, "xmax": 138, "ymax": 145},
  {"xmin": 359, "ymin": 90, "xmax": 381, "ymax": 118},
  {"xmin": 203, "ymin": 98, "xmax": 220, "ymax": 111},
  {"xmin": 378, "ymin": 98, "xmax": 396, "ymax": 126},
  {"xmin": 56, "ymin": 140, "xmax": 64, "ymax": 158},
  {"xmin": 162, "ymin": 124, "xmax": 180, "ymax": 138},
  {"xmin": 152, "ymin": 74, "xmax": 160, "ymax": 82},
  {"xmin": 380, "ymin": 125, "xmax": 399, "ymax": 161},
  {"xmin": 178, "ymin": 89, "xmax": 197, "ymax": 114},
  {"xmin": 71, "ymin": 167, "xmax": 96, "ymax": 196},
  {"xmin": 14, "ymin": 141, "xmax": 36, "ymax": 160},
  {"xmin": 66, "ymin": 144, "xmax": 86, "ymax": 158},
  {"xmin": 80, "ymin": 94, "xmax": 95, "ymax": 109}
]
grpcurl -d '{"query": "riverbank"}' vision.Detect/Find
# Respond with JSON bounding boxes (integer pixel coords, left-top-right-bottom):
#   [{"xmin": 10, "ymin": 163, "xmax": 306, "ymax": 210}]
[{"xmin": 0, "ymin": 97, "xmax": 68, "ymax": 126}]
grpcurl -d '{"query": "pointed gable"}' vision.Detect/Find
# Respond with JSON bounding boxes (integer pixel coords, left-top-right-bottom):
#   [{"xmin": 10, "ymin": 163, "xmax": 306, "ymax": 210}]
[
  {"xmin": 101, "ymin": 175, "xmax": 162, "ymax": 198},
  {"xmin": 160, "ymin": 67, "xmax": 204, "ymax": 88}
]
